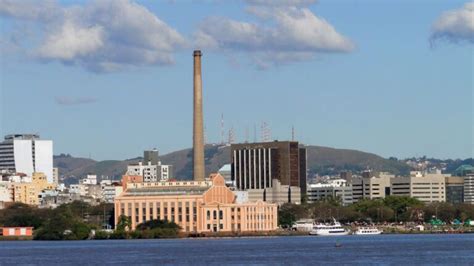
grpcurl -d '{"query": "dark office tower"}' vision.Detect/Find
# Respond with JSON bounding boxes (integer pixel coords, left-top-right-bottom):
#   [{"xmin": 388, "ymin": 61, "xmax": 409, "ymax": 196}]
[
  {"xmin": 143, "ymin": 149, "xmax": 159, "ymax": 165},
  {"xmin": 230, "ymin": 141, "xmax": 307, "ymax": 195}
]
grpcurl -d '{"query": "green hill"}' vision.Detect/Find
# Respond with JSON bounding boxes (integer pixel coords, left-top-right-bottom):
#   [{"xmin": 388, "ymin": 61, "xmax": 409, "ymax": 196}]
[{"xmin": 55, "ymin": 144, "xmax": 411, "ymax": 183}]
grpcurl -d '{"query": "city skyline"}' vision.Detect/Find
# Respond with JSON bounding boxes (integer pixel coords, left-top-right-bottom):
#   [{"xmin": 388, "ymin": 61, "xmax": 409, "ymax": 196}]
[{"xmin": 1, "ymin": 0, "xmax": 473, "ymax": 161}]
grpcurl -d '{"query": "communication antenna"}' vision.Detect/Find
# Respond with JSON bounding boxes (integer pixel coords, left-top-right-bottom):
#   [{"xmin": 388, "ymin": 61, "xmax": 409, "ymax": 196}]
[
  {"xmin": 261, "ymin": 122, "xmax": 271, "ymax": 142},
  {"xmin": 292, "ymin": 125, "xmax": 295, "ymax": 141},
  {"xmin": 228, "ymin": 127, "xmax": 235, "ymax": 144},
  {"xmin": 220, "ymin": 113, "xmax": 225, "ymax": 145}
]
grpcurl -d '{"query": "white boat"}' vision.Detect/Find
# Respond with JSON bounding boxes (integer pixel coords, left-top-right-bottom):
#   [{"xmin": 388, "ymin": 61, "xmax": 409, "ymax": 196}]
[
  {"xmin": 309, "ymin": 218, "xmax": 350, "ymax": 236},
  {"xmin": 354, "ymin": 227, "xmax": 382, "ymax": 235}
]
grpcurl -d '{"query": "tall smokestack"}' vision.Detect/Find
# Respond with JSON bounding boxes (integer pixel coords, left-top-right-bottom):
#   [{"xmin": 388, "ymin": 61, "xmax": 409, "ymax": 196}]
[{"xmin": 193, "ymin": 50, "xmax": 205, "ymax": 181}]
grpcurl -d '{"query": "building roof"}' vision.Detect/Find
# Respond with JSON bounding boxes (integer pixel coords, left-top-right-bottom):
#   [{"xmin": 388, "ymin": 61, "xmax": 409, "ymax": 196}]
[{"xmin": 123, "ymin": 186, "xmax": 209, "ymax": 197}]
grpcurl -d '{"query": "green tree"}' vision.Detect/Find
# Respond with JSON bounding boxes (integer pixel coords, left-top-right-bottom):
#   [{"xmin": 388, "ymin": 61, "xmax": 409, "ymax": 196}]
[
  {"xmin": 383, "ymin": 196, "xmax": 422, "ymax": 221},
  {"xmin": 116, "ymin": 215, "xmax": 132, "ymax": 232}
]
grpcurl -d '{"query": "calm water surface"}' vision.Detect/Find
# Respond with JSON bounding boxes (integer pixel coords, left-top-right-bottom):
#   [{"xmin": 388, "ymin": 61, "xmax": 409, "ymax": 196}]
[{"xmin": 0, "ymin": 234, "xmax": 473, "ymax": 265}]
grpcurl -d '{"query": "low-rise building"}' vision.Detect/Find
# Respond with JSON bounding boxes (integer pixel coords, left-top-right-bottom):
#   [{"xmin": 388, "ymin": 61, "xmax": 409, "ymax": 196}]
[
  {"xmin": 246, "ymin": 179, "xmax": 301, "ymax": 205},
  {"xmin": 101, "ymin": 180, "xmax": 123, "ymax": 203},
  {"xmin": 12, "ymin": 172, "xmax": 56, "ymax": 205},
  {"xmin": 0, "ymin": 181, "xmax": 13, "ymax": 203},
  {"xmin": 114, "ymin": 174, "xmax": 278, "ymax": 233},
  {"xmin": 0, "ymin": 227, "xmax": 33, "ymax": 237},
  {"xmin": 307, "ymin": 179, "xmax": 353, "ymax": 206},
  {"xmin": 350, "ymin": 171, "xmax": 392, "ymax": 202},
  {"xmin": 390, "ymin": 173, "xmax": 445, "ymax": 203}
]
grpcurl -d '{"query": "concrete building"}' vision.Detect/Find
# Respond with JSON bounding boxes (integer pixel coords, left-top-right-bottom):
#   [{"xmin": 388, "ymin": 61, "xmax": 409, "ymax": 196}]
[
  {"xmin": 307, "ymin": 179, "xmax": 353, "ymax": 206},
  {"xmin": 114, "ymin": 174, "xmax": 277, "ymax": 233},
  {"xmin": 0, "ymin": 181, "xmax": 13, "ymax": 203},
  {"xmin": 465, "ymin": 174, "xmax": 474, "ymax": 204},
  {"xmin": 390, "ymin": 173, "xmax": 446, "ymax": 203},
  {"xmin": 230, "ymin": 141, "xmax": 307, "ymax": 204},
  {"xmin": 158, "ymin": 163, "xmax": 173, "ymax": 181},
  {"xmin": 143, "ymin": 149, "xmax": 159, "ymax": 165},
  {"xmin": 445, "ymin": 176, "xmax": 464, "ymax": 204},
  {"xmin": 247, "ymin": 179, "xmax": 302, "ymax": 205},
  {"xmin": 82, "ymin": 174, "xmax": 98, "ymax": 185},
  {"xmin": 127, "ymin": 149, "xmax": 173, "ymax": 182},
  {"xmin": 100, "ymin": 180, "xmax": 123, "ymax": 203},
  {"xmin": 127, "ymin": 162, "xmax": 158, "ymax": 182},
  {"xmin": 350, "ymin": 171, "xmax": 392, "ymax": 202},
  {"xmin": 52, "ymin": 167, "xmax": 59, "ymax": 185},
  {"xmin": 12, "ymin": 172, "xmax": 56, "ymax": 205},
  {"xmin": 0, "ymin": 134, "xmax": 53, "ymax": 183}
]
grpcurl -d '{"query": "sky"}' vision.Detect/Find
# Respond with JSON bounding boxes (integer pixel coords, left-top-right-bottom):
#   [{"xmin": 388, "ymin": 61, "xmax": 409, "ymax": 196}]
[{"xmin": 0, "ymin": 0, "xmax": 473, "ymax": 161}]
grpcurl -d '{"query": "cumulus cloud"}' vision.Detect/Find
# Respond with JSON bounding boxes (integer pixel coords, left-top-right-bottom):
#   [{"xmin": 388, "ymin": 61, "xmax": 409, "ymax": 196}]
[
  {"xmin": 194, "ymin": 1, "xmax": 354, "ymax": 68},
  {"xmin": 0, "ymin": 0, "xmax": 186, "ymax": 72},
  {"xmin": 431, "ymin": 1, "xmax": 474, "ymax": 44},
  {"xmin": 55, "ymin": 96, "xmax": 98, "ymax": 106},
  {"xmin": 245, "ymin": 0, "xmax": 318, "ymax": 6}
]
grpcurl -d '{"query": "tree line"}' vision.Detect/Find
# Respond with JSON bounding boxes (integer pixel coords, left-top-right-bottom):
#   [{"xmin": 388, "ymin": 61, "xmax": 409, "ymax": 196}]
[
  {"xmin": 0, "ymin": 201, "xmax": 180, "ymax": 240},
  {"xmin": 279, "ymin": 196, "xmax": 474, "ymax": 227}
]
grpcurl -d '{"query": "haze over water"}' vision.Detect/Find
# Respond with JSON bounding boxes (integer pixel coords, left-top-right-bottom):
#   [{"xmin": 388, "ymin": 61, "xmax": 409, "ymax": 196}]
[{"xmin": 1, "ymin": 235, "xmax": 473, "ymax": 265}]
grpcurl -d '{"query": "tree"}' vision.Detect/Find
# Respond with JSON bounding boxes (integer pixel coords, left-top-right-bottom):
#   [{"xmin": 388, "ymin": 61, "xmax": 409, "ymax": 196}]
[
  {"xmin": 136, "ymin": 219, "xmax": 180, "ymax": 231},
  {"xmin": 116, "ymin": 215, "xmax": 132, "ymax": 232},
  {"xmin": 383, "ymin": 196, "xmax": 422, "ymax": 221}
]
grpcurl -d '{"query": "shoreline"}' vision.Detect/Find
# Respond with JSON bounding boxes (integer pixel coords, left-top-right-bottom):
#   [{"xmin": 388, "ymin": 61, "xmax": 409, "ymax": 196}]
[{"xmin": 2, "ymin": 229, "xmax": 473, "ymax": 241}]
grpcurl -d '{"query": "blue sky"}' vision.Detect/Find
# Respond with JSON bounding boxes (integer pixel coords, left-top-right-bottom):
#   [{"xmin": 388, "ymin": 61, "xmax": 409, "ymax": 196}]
[{"xmin": 1, "ymin": 0, "xmax": 473, "ymax": 160}]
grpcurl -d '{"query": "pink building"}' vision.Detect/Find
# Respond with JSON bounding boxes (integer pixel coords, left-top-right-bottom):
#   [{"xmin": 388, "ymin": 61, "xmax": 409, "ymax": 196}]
[{"xmin": 115, "ymin": 174, "xmax": 278, "ymax": 233}]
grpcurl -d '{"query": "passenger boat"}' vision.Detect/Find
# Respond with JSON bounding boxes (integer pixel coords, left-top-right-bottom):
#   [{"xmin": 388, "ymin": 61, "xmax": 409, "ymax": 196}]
[
  {"xmin": 354, "ymin": 227, "xmax": 382, "ymax": 235},
  {"xmin": 309, "ymin": 218, "xmax": 350, "ymax": 236}
]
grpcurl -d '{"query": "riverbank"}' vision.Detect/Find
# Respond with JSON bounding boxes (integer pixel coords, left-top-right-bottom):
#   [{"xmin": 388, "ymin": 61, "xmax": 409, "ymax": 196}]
[{"xmin": 3, "ymin": 228, "xmax": 474, "ymax": 241}]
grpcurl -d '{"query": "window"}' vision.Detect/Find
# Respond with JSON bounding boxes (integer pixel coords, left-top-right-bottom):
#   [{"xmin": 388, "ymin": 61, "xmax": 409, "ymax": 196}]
[
  {"xmin": 207, "ymin": 210, "xmax": 210, "ymax": 220},
  {"xmin": 219, "ymin": 210, "xmax": 223, "ymax": 220},
  {"xmin": 219, "ymin": 224, "xmax": 223, "ymax": 230},
  {"xmin": 213, "ymin": 210, "xmax": 217, "ymax": 220},
  {"xmin": 207, "ymin": 224, "xmax": 211, "ymax": 230}
]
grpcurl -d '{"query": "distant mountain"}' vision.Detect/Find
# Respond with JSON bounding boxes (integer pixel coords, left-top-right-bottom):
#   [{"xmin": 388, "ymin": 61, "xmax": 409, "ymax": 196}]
[{"xmin": 54, "ymin": 144, "xmax": 412, "ymax": 184}]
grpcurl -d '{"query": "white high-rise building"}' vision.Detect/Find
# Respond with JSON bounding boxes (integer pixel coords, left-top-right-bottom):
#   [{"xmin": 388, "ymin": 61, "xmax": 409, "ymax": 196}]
[{"xmin": 0, "ymin": 134, "xmax": 53, "ymax": 183}]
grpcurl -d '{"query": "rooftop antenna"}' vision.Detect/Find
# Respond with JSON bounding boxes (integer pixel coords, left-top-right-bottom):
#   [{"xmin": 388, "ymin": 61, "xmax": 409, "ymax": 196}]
[
  {"xmin": 261, "ymin": 121, "xmax": 271, "ymax": 142},
  {"xmin": 292, "ymin": 125, "xmax": 295, "ymax": 141}
]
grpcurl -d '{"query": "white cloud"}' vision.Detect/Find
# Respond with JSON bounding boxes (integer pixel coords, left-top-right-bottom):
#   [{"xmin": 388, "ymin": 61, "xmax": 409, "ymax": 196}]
[
  {"xmin": 245, "ymin": 0, "xmax": 318, "ymax": 6},
  {"xmin": 37, "ymin": 21, "xmax": 104, "ymax": 60},
  {"xmin": 194, "ymin": 3, "xmax": 354, "ymax": 68},
  {"xmin": 0, "ymin": 0, "xmax": 186, "ymax": 72},
  {"xmin": 0, "ymin": 0, "xmax": 61, "ymax": 21},
  {"xmin": 55, "ymin": 96, "xmax": 98, "ymax": 106},
  {"xmin": 431, "ymin": 1, "xmax": 474, "ymax": 44}
]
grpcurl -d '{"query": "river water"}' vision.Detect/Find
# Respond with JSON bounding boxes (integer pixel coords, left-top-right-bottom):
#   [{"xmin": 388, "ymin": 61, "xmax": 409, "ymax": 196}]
[{"xmin": 0, "ymin": 234, "xmax": 473, "ymax": 265}]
